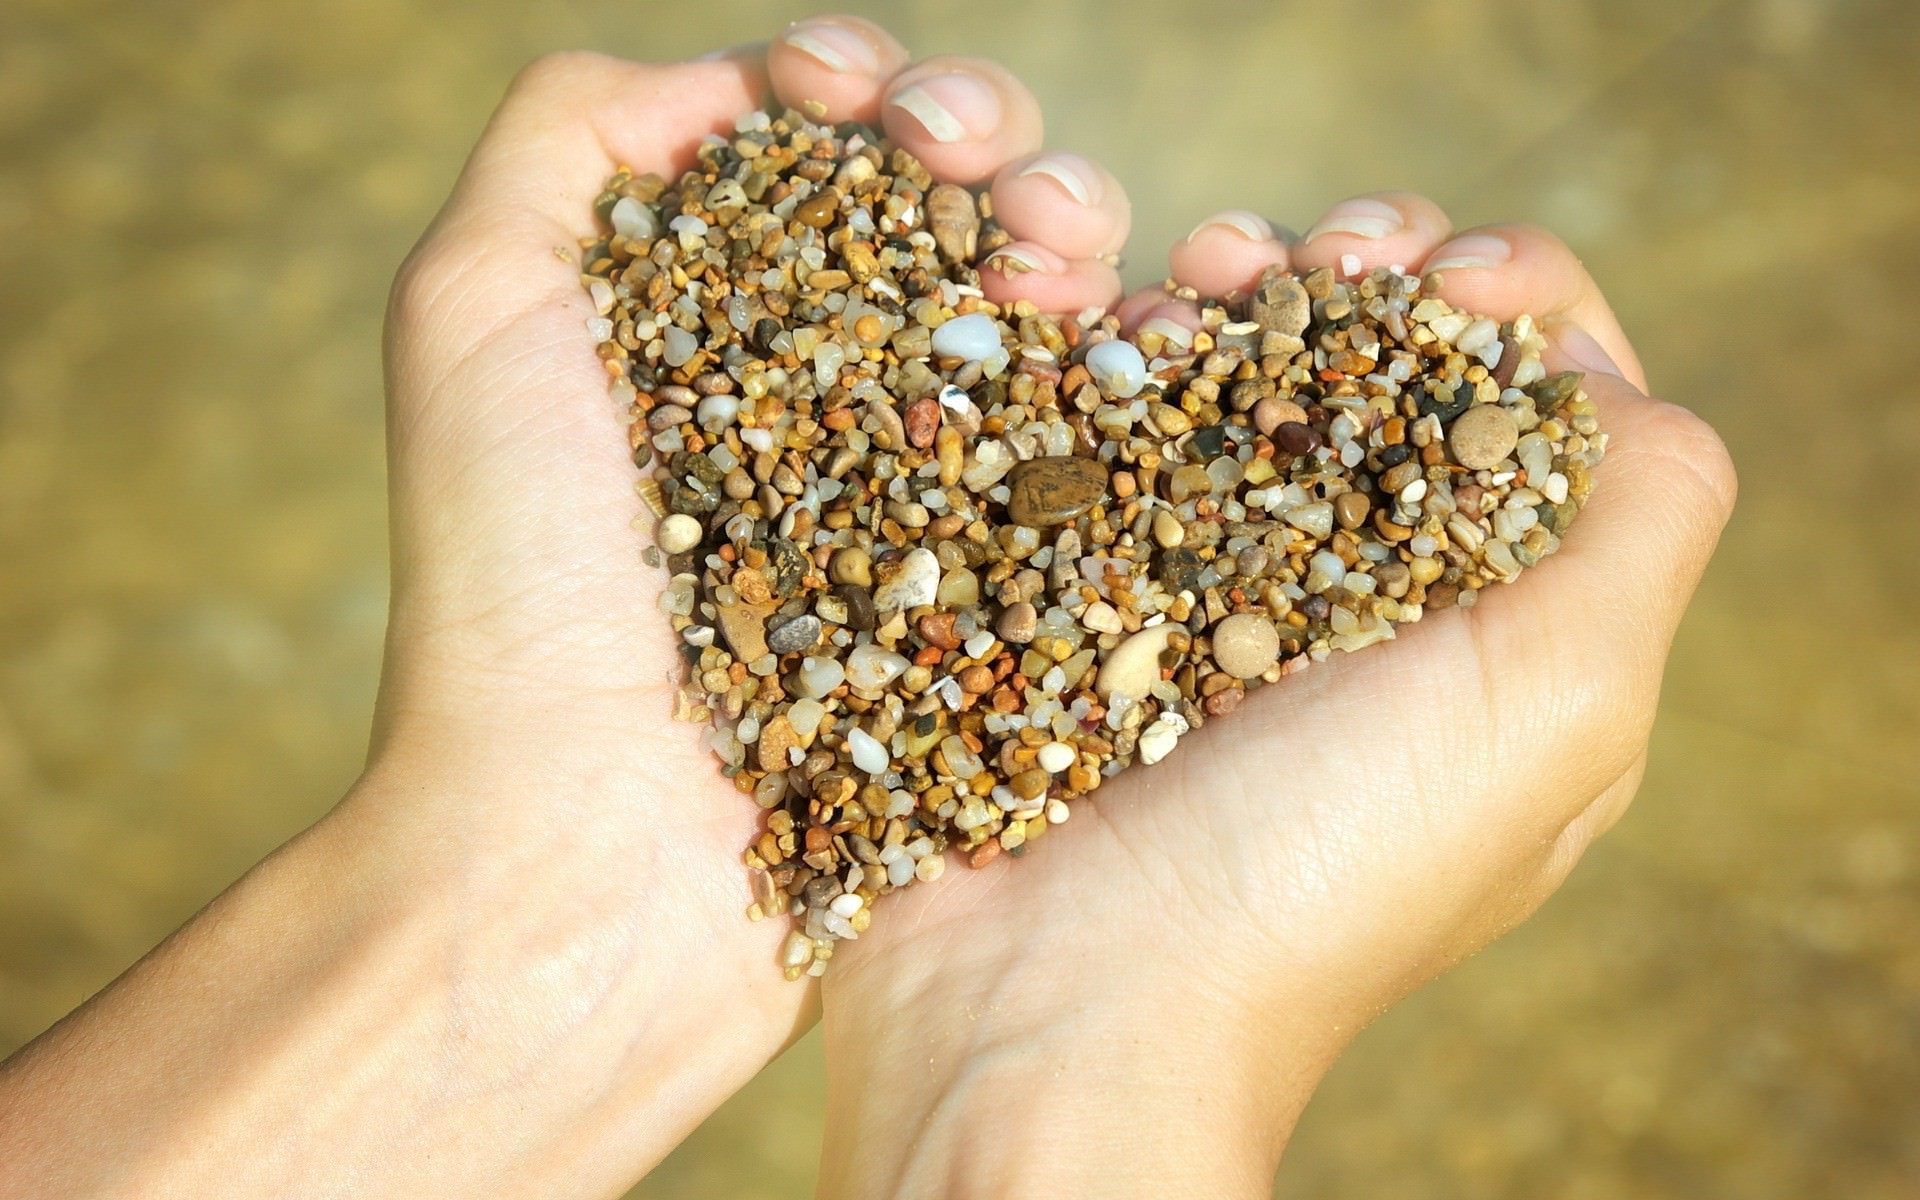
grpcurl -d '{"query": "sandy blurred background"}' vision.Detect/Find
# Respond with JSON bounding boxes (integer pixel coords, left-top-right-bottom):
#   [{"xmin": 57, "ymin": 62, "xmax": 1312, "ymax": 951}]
[{"xmin": 2, "ymin": 0, "xmax": 1916, "ymax": 1195}]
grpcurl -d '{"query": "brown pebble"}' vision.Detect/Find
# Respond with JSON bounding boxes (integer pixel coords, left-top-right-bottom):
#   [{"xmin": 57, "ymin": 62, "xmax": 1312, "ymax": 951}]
[
  {"xmin": 1335, "ymin": 492, "xmax": 1371, "ymax": 530},
  {"xmin": 904, "ymin": 395, "xmax": 941, "ymax": 448},
  {"xmin": 795, "ymin": 188, "xmax": 839, "ymax": 228},
  {"xmin": 918, "ymin": 611, "xmax": 961, "ymax": 650},
  {"xmin": 1275, "ymin": 421, "xmax": 1321, "ymax": 457},
  {"xmin": 1448, "ymin": 404, "xmax": 1519, "ymax": 470},
  {"xmin": 1006, "ymin": 456, "xmax": 1108, "ymax": 527},
  {"xmin": 758, "ymin": 714, "xmax": 799, "ymax": 772},
  {"xmin": 997, "ymin": 601, "xmax": 1038, "ymax": 643}
]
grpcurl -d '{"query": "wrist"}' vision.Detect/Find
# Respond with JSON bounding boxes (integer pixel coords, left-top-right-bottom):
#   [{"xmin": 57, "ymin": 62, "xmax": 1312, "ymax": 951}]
[{"xmin": 818, "ymin": 932, "xmax": 1337, "ymax": 1200}]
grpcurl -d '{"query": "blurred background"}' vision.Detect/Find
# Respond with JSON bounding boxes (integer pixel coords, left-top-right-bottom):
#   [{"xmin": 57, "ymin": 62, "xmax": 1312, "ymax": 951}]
[{"xmin": 2, "ymin": 0, "xmax": 1915, "ymax": 1195}]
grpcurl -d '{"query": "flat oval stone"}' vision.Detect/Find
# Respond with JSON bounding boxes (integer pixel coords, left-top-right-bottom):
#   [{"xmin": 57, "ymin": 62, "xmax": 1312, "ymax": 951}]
[
  {"xmin": 930, "ymin": 312, "xmax": 1000, "ymax": 362},
  {"xmin": 1449, "ymin": 404, "xmax": 1520, "ymax": 470},
  {"xmin": 1006, "ymin": 456, "xmax": 1108, "ymax": 528}
]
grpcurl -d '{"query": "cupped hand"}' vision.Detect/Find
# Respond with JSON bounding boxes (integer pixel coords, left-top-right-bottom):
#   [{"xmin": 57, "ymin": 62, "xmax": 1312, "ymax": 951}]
[
  {"xmin": 815, "ymin": 104, "xmax": 1739, "ymax": 1200},
  {"xmin": 364, "ymin": 15, "xmax": 1145, "ymax": 1192}
]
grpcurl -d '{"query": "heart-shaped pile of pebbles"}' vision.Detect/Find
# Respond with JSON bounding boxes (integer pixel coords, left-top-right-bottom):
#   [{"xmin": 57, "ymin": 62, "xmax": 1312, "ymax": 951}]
[{"xmin": 577, "ymin": 108, "xmax": 1607, "ymax": 979}]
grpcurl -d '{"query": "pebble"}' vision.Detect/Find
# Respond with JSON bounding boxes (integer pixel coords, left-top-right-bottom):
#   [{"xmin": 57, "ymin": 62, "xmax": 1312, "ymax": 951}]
[
  {"xmin": 766, "ymin": 613, "xmax": 822, "ymax": 654},
  {"xmin": 716, "ymin": 600, "xmax": 776, "ymax": 662},
  {"xmin": 1096, "ymin": 624, "xmax": 1178, "ymax": 701},
  {"xmin": 657, "ymin": 513, "xmax": 703, "ymax": 554},
  {"xmin": 1086, "ymin": 339, "xmax": 1148, "ymax": 398},
  {"xmin": 1006, "ymin": 456, "xmax": 1108, "ymax": 527},
  {"xmin": 926, "ymin": 183, "xmax": 979, "ymax": 262},
  {"xmin": 1037, "ymin": 741, "xmax": 1076, "ymax": 773},
  {"xmin": 931, "ymin": 312, "xmax": 1000, "ymax": 362},
  {"xmin": 1210, "ymin": 613, "xmax": 1281, "ymax": 679},
  {"xmin": 872, "ymin": 547, "xmax": 940, "ymax": 611},
  {"xmin": 1253, "ymin": 394, "xmax": 1309, "ymax": 437},
  {"xmin": 846, "ymin": 727, "xmax": 890, "ymax": 775},
  {"xmin": 1152, "ymin": 508, "xmax": 1185, "ymax": 549},
  {"xmin": 1449, "ymin": 404, "xmax": 1520, "ymax": 469},
  {"xmin": 1249, "ymin": 265, "xmax": 1312, "ymax": 337},
  {"xmin": 996, "ymin": 601, "xmax": 1038, "ymax": 643}
]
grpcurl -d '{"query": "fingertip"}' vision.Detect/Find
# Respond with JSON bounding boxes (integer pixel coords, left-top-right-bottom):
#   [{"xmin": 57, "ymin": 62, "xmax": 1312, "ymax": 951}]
[
  {"xmin": 767, "ymin": 15, "xmax": 908, "ymax": 123},
  {"xmin": 882, "ymin": 57, "xmax": 1044, "ymax": 184},
  {"xmin": 1169, "ymin": 211, "xmax": 1290, "ymax": 299},
  {"xmin": 978, "ymin": 246, "xmax": 1122, "ymax": 316},
  {"xmin": 990, "ymin": 152, "xmax": 1131, "ymax": 259},
  {"xmin": 1293, "ymin": 190, "xmax": 1453, "ymax": 277}
]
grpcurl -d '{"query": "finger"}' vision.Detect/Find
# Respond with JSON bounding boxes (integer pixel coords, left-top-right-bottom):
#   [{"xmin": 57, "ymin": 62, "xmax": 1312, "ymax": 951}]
[
  {"xmin": 1291, "ymin": 191, "xmax": 1453, "ymax": 279},
  {"xmin": 436, "ymin": 52, "xmax": 768, "ymax": 244},
  {"xmin": 767, "ymin": 15, "xmax": 911, "ymax": 124},
  {"xmin": 978, "ymin": 242, "xmax": 1123, "ymax": 315},
  {"xmin": 1168, "ymin": 211, "xmax": 1292, "ymax": 299},
  {"xmin": 1419, "ymin": 223, "xmax": 1648, "ymax": 392},
  {"xmin": 881, "ymin": 56, "xmax": 1044, "ymax": 185},
  {"xmin": 988, "ymin": 152, "xmax": 1131, "ymax": 260}
]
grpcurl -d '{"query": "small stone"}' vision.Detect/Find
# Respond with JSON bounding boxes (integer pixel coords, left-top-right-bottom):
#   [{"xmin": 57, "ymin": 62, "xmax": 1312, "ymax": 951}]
[
  {"xmin": 1275, "ymin": 421, "xmax": 1321, "ymax": 457},
  {"xmin": 1082, "ymin": 601, "xmax": 1123, "ymax": 634},
  {"xmin": 657, "ymin": 513, "xmax": 703, "ymax": 554},
  {"xmin": 758, "ymin": 714, "xmax": 799, "ymax": 772},
  {"xmin": 830, "ymin": 546, "xmax": 873, "ymax": 586},
  {"xmin": 1249, "ymin": 266, "xmax": 1311, "ymax": 337},
  {"xmin": 1137, "ymin": 715, "xmax": 1184, "ymax": 766},
  {"xmin": 767, "ymin": 613, "xmax": 822, "ymax": 654},
  {"xmin": 1037, "ymin": 742, "xmax": 1076, "ymax": 773},
  {"xmin": 716, "ymin": 600, "xmax": 777, "ymax": 662},
  {"xmin": 1006, "ymin": 457, "xmax": 1108, "ymax": 527},
  {"xmin": 872, "ymin": 547, "xmax": 940, "ymax": 612},
  {"xmin": 1211, "ymin": 613, "xmax": 1280, "ymax": 679},
  {"xmin": 931, "ymin": 312, "xmax": 1000, "ymax": 362},
  {"xmin": 1086, "ymin": 339, "xmax": 1148, "ymax": 399},
  {"xmin": 997, "ymin": 601, "xmax": 1038, "ymax": 643},
  {"xmin": 1252, "ymin": 395, "xmax": 1308, "ymax": 438},
  {"xmin": 904, "ymin": 396, "xmax": 941, "ymax": 448},
  {"xmin": 795, "ymin": 187, "xmax": 839, "ymax": 228},
  {"xmin": 847, "ymin": 727, "xmax": 890, "ymax": 775},
  {"xmin": 1096, "ymin": 624, "xmax": 1179, "ymax": 701},
  {"xmin": 1449, "ymin": 404, "xmax": 1520, "ymax": 470},
  {"xmin": 1151, "ymin": 509, "xmax": 1185, "ymax": 549},
  {"xmin": 926, "ymin": 183, "xmax": 979, "ymax": 262},
  {"xmin": 1334, "ymin": 492, "xmax": 1372, "ymax": 531}
]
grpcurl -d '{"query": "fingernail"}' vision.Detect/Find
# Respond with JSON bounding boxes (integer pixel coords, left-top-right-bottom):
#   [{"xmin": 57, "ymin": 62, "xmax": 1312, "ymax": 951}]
[
  {"xmin": 1303, "ymin": 197, "xmax": 1404, "ymax": 243},
  {"xmin": 1186, "ymin": 210, "xmax": 1274, "ymax": 244},
  {"xmin": 1138, "ymin": 316, "xmax": 1195, "ymax": 348},
  {"xmin": 984, "ymin": 246, "xmax": 1059, "ymax": 276},
  {"xmin": 1017, "ymin": 154, "xmax": 1101, "ymax": 206},
  {"xmin": 780, "ymin": 22, "xmax": 879, "ymax": 74},
  {"xmin": 1424, "ymin": 234, "xmax": 1512, "ymax": 272},
  {"xmin": 1549, "ymin": 322, "xmax": 1622, "ymax": 377},
  {"xmin": 890, "ymin": 73, "xmax": 999, "ymax": 143}
]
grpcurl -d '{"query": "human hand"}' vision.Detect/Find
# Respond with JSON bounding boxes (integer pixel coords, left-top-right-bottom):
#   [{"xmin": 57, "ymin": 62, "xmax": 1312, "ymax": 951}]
[
  {"xmin": 359, "ymin": 14, "xmax": 1146, "ymax": 1194},
  {"xmin": 812, "ymin": 149, "xmax": 1739, "ymax": 1200}
]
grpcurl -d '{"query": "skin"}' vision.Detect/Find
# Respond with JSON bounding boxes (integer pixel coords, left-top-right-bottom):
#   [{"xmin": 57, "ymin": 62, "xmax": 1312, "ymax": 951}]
[{"xmin": 0, "ymin": 14, "xmax": 1735, "ymax": 1200}]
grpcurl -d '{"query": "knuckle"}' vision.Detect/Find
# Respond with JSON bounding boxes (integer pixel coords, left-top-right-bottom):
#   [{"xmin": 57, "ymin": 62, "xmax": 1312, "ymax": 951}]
[{"xmin": 1642, "ymin": 397, "xmax": 1739, "ymax": 524}]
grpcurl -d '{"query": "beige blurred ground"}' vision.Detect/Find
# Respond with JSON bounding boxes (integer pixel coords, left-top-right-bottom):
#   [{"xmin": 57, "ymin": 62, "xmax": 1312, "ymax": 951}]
[{"xmin": 2, "ymin": 0, "xmax": 1916, "ymax": 1195}]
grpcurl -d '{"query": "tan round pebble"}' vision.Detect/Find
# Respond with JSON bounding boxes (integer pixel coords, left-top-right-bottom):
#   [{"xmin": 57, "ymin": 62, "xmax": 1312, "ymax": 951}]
[
  {"xmin": 1448, "ymin": 404, "xmax": 1520, "ymax": 470},
  {"xmin": 1253, "ymin": 394, "xmax": 1309, "ymax": 437},
  {"xmin": 657, "ymin": 513, "xmax": 702, "ymax": 554},
  {"xmin": 1211, "ymin": 613, "xmax": 1281, "ymax": 679}
]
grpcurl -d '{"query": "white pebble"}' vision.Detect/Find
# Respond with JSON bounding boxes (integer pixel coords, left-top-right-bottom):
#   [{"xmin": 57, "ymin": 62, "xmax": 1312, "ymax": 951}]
[
  {"xmin": 610, "ymin": 196, "xmax": 657, "ymax": 240},
  {"xmin": 656, "ymin": 513, "xmax": 702, "ymax": 554},
  {"xmin": 829, "ymin": 892, "xmax": 865, "ymax": 918},
  {"xmin": 1037, "ymin": 742, "xmax": 1076, "ymax": 773},
  {"xmin": 930, "ymin": 312, "xmax": 1001, "ymax": 361},
  {"xmin": 695, "ymin": 393, "xmax": 739, "ymax": 431},
  {"xmin": 847, "ymin": 727, "xmax": 890, "ymax": 775},
  {"xmin": 872, "ymin": 547, "xmax": 941, "ymax": 611},
  {"xmin": 846, "ymin": 643, "xmax": 911, "ymax": 690},
  {"xmin": 662, "ymin": 326, "xmax": 698, "ymax": 367},
  {"xmin": 1086, "ymin": 339, "xmax": 1148, "ymax": 398}
]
